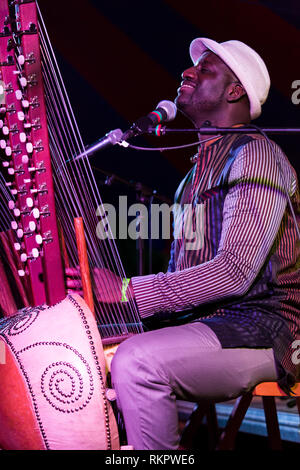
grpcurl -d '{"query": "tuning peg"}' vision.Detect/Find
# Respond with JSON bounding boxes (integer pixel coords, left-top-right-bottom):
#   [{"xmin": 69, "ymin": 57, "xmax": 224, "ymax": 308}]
[
  {"xmin": 30, "ymin": 186, "xmax": 47, "ymax": 195},
  {"xmin": 19, "ymin": 132, "xmax": 26, "ymax": 143},
  {"xmin": 20, "ymin": 248, "xmax": 39, "ymax": 262},
  {"xmin": 28, "ymin": 220, "xmax": 36, "ymax": 232},
  {"xmin": 35, "ymin": 234, "xmax": 42, "ymax": 244},
  {"xmin": 7, "ymin": 185, "xmax": 27, "ymax": 196},
  {"xmin": 17, "ymin": 55, "xmax": 25, "ymax": 66},
  {"xmin": 21, "ymin": 99, "xmax": 29, "ymax": 109},
  {"xmin": 13, "ymin": 207, "xmax": 32, "ymax": 217},
  {"xmin": 15, "ymin": 89, "xmax": 23, "ymax": 100},
  {"xmin": 32, "ymin": 208, "xmax": 40, "ymax": 219},
  {"xmin": 17, "ymin": 52, "xmax": 35, "ymax": 66},
  {"xmin": 35, "ymin": 233, "xmax": 53, "ymax": 245},
  {"xmin": 26, "ymin": 74, "xmax": 37, "ymax": 87},
  {"xmin": 17, "ymin": 110, "xmax": 25, "ymax": 120},
  {"xmin": 26, "ymin": 142, "xmax": 33, "ymax": 153},
  {"xmin": 7, "ymin": 167, "xmax": 25, "ymax": 175},
  {"xmin": 25, "ymin": 197, "xmax": 33, "ymax": 208},
  {"xmin": 13, "ymin": 208, "xmax": 21, "ymax": 217},
  {"xmin": 19, "ymin": 76, "xmax": 27, "ymax": 87},
  {"xmin": 2, "ymin": 125, "xmax": 9, "ymax": 135}
]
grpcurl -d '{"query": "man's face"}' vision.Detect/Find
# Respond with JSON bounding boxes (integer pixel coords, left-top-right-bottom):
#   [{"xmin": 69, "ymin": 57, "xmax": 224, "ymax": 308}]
[{"xmin": 175, "ymin": 51, "xmax": 236, "ymax": 123}]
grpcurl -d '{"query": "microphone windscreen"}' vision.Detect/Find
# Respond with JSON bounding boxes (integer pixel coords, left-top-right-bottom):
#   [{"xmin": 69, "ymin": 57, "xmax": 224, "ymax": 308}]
[{"xmin": 156, "ymin": 100, "xmax": 177, "ymax": 122}]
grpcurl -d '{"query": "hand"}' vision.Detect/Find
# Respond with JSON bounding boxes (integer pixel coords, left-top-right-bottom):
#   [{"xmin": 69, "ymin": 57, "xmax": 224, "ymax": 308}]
[
  {"xmin": 65, "ymin": 266, "xmax": 83, "ymax": 296},
  {"xmin": 65, "ymin": 266, "xmax": 134, "ymax": 304},
  {"xmin": 93, "ymin": 267, "xmax": 123, "ymax": 304},
  {"xmin": 93, "ymin": 268, "xmax": 135, "ymax": 303}
]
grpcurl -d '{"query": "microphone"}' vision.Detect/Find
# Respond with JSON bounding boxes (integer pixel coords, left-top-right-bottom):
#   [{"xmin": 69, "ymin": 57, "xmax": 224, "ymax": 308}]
[
  {"xmin": 122, "ymin": 100, "xmax": 177, "ymax": 140},
  {"xmin": 72, "ymin": 128, "xmax": 123, "ymax": 162}
]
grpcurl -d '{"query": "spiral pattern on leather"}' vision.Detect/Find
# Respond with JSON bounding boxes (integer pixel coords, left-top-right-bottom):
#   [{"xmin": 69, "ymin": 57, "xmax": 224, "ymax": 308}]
[
  {"xmin": 0, "ymin": 307, "xmax": 40, "ymax": 336},
  {"xmin": 40, "ymin": 357, "xmax": 94, "ymax": 413}
]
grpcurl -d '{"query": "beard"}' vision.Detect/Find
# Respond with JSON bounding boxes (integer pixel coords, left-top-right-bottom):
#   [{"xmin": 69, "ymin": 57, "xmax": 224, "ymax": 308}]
[
  {"xmin": 175, "ymin": 85, "xmax": 226, "ymax": 124},
  {"xmin": 176, "ymin": 95, "xmax": 224, "ymax": 125}
]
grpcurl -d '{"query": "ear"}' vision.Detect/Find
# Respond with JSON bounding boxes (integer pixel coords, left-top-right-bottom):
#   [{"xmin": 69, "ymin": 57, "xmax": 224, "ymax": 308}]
[{"xmin": 227, "ymin": 82, "xmax": 247, "ymax": 103}]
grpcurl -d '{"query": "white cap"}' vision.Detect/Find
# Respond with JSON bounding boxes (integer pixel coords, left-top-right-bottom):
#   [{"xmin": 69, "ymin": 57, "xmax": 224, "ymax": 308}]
[{"xmin": 189, "ymin": 38, "xmax": 270, "ymax": 119}]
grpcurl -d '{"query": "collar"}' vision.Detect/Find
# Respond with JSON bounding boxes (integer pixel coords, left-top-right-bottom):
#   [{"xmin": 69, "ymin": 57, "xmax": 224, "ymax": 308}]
[{"xmin": 190, "ymin": 123, "xmax": 246, "ymax": 163}]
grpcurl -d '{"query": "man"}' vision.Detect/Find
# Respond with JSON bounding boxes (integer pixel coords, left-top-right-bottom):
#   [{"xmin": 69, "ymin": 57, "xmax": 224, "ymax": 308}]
[{"xmin": 70, "ymin": 38, "xmax": 300, "ymax": 450}]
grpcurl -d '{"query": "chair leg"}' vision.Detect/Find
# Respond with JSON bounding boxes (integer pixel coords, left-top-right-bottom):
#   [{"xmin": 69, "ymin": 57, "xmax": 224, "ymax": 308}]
[
  {"xmin": 216, "ymin": 392, "xmax": 253, "ymax": 450},
  {"xmin": 296, "ymin": 397, "xmax": 300, "ymax": 416},
  {"xmin": 206, "ymin": 403, "xmax": 220, "ymax": 450},
  {"xmin": 179, "ymin": 403, "xmax": 207, "ymax": 449},
  {"xmin": 262, "ymin": 396, "xmax": 282, "ymax": 450}
]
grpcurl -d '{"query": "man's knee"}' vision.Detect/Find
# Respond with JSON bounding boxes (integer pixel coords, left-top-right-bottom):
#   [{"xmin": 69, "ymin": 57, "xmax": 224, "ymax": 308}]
[{"xmin": 111, "ymin": 335, "xmax": 149, "ymax": 385}]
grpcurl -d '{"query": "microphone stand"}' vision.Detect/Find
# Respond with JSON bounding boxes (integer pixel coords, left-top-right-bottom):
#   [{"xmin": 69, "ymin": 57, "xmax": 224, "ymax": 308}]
[
  {"xmin": 146, "ymin": 126, "xmax": 300, "ymax": 135},
  {"xmin": 91, "ymin": 165, "xmax": 172, "ymax": 205},
  {"xmin": 134, "ymin": 185, "xmax": 156, "ymax": 276},
  {"xmin": 92, "ymin": 165, "xmax": 172, "ymax": 275}
]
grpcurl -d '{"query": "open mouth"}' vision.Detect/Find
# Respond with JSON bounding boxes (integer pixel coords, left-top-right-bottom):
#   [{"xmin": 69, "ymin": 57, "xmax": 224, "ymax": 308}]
[{"xmin": 179, "ymin": 81, "xmax": 196, "ymax": 91}]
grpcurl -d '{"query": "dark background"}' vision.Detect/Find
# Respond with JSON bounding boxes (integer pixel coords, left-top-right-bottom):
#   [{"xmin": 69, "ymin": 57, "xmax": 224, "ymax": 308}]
[{"xmin": 38, "ymin": 0, "xmax": 300, "ymax": 275}]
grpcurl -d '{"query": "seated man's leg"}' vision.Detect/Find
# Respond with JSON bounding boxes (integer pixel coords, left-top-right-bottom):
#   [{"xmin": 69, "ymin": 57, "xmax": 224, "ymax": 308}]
[{"xmin": 111, "ymin": 322, "xmax": 277, "ymax": 450}]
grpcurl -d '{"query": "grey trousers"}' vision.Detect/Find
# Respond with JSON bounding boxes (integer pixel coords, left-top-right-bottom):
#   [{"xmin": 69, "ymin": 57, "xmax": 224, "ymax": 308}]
[{"xmin": 111, "ymin": 322, "xmax": 278, "ymax": 450}]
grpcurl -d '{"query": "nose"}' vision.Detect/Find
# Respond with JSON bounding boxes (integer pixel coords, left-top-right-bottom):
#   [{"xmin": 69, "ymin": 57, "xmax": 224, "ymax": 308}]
[{"xmin": 181, "ymin": 65, "xmax": 197, "ymax": 81}]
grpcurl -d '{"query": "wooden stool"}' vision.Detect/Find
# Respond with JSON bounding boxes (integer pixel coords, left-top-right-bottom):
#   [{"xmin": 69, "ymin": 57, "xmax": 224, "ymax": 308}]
[
  {"xmin": 217, "ymin": 382, "xmax": 300, "ymax": 450},
  {"xmin": 179, "ymin": 402, "xmax": 220, "ymax": 450},
  {"xmin": 180, "ymin": 382, "xmax": 300, "ymax": 450}
]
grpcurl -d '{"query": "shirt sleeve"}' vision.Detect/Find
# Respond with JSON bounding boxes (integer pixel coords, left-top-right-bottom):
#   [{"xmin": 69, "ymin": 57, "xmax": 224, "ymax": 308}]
[{"xmin": 131, "ymin": 138, "xmax": 294, "ymax": 319}]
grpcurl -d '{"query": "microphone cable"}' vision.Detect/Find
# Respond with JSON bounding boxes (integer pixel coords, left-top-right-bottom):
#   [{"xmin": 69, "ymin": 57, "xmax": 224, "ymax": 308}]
[{"xmin": 118, "ymin": 135, "xmax": 224, "ymax": 152}]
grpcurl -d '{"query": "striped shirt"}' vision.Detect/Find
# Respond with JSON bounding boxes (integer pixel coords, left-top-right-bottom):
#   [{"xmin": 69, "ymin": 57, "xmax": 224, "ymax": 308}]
[{"xmin": 131, "ymin": 134, "xmax": 300, "ymax": 392}]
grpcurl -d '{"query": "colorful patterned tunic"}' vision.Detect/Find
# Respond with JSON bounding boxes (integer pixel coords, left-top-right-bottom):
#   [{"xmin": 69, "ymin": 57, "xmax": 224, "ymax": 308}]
[{"xmin": 132, "ymin": 133, "xmax": 300, "ymax": 392}]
